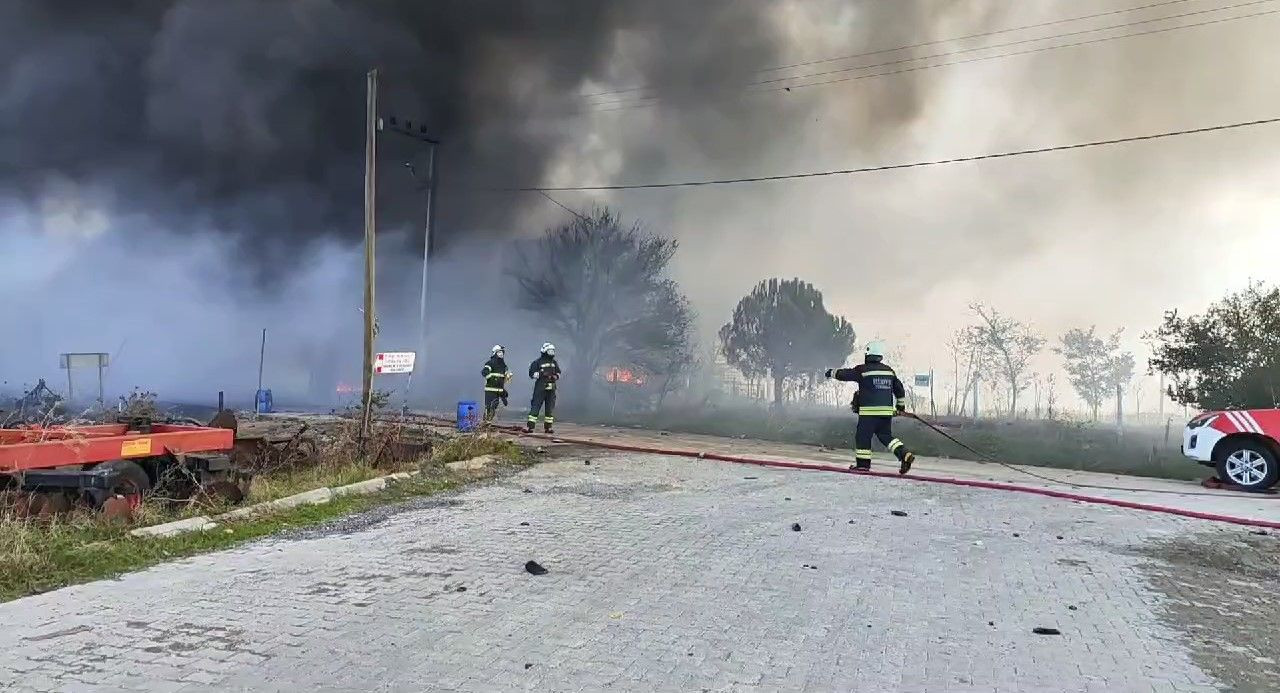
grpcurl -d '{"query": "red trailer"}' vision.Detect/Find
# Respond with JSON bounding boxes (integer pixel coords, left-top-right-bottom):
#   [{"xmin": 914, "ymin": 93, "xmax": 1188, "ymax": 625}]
[{"xmin": 0, "ymin": 416, "xmax": 237, "ymax": 517}]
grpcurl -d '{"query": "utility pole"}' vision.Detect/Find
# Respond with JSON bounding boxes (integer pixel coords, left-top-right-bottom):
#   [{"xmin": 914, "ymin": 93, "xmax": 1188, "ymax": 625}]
[{"xmin": 360, "ymin": 68, "xmax": 379, "ymax": 440}]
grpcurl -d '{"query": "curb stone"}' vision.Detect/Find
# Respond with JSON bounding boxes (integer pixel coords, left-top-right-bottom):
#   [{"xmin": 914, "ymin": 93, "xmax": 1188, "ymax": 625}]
[{"xmin": 125, "ymin": 450, "xmax": 509, "ymax": 539}]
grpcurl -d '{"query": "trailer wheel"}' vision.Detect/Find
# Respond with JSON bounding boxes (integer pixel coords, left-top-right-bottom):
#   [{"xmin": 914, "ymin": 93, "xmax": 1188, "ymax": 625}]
[
  {"xmin": 1215, "ymin": 439, "xmax": 1280, "ymax": 492},
  {"xmin": 88, "ymin": 460, "xmax": 152, "ymax": 515}
]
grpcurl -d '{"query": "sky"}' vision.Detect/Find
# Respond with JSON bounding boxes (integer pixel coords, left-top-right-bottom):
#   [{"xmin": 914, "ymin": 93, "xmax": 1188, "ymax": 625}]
[
  {"xmin": 542, "ymin": 0, "xmax": 1280, "ymax": 414},
  {"xmin": 2, "ymin": 0, "xmax": 1278, "ymax": 415}
]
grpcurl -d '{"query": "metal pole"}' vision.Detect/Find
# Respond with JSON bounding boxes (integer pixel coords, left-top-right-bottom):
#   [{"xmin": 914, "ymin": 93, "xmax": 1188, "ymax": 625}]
[
  {"xmin": 414, "ymin": 142, "xmax": 436, "ymax": 399},
  {"xmin": 972, "ymin": 380, "xmax": 979, "ymax": 422},
  {"xmin": 1158, "ymin": 372, "xmax": 1165, "ymax": 419},
  {"xmin": 67, "ymin": 368, "xmax": 73, "ymax": 403},
  {"xmin": 257, "ymin": 328, "xmax": 267, "ymax": 392},
  {"xmin": 97, "ymin": 362, "xmax": 104, "ymax": 407},
  {"xmin": 360, "ymin": 68, "xmax": 379, "ymax": 440},
  {"xmin": 929, "ymin": 368, "xmax": 935, "ymax": 418}
]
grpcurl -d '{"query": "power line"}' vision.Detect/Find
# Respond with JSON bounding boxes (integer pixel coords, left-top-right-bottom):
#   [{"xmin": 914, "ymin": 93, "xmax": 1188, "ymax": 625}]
[
  {"xmin": 585, "ymin": 3, "xmax": 1279, "ymax": 113},
  {"xmin": 583, "ymin": 0, "xmax": 1200, "ymax": 99},
  {"xmin": 499, "ymin": 115, "xmax": 1280, "ymax": 192},
  {"xmin": 537, "ymin": 190, "xmax": 589, "ymax": 220}
]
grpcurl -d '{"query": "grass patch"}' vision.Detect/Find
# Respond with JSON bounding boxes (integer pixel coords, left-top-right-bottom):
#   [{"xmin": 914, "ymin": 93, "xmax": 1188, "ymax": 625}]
[
  {"xmin": 431, "ymin": 434, "xmax": 523, "ymax": 465},
  {"xmin": 1, "ymin": 473, "xmax": 464, "ymax": 603},
  {"xmin": 582, "ymin": 404, "xmax": 1200, "ymax": 481},
  {"xmin": 247, "ymin": 458, "xmax": 406, "ymax": 504}
]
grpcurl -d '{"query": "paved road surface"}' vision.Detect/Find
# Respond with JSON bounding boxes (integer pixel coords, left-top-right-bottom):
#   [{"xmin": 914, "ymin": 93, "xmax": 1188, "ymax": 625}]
[{"xmin": 0, "ymin": 451, "xmax": 1254, "ymax": 692}]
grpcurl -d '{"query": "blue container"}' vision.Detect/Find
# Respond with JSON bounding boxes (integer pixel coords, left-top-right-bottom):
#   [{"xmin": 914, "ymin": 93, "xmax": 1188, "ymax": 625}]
[
  {"xmin": 255, "ymin": 388, "xmax": 274, "ymax": 414},
  {"xmin": 456, "ymin": 400, "xmax": 479, "ymax": 432}
]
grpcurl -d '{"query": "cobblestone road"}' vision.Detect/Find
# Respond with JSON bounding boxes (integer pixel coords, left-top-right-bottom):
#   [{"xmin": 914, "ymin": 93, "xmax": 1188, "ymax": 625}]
[{"xmin": 0, "ymin": 453, "xmax": 1239, "ymax": 692}]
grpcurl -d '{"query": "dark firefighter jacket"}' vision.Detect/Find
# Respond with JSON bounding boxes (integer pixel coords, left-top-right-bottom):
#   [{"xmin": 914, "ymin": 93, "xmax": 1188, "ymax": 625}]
[
  {"xmin": 482, "ymin": 357, "xmax": 512, "ymax": 393},
  {"xmin": 832, "ymin": 357, "xmax": 906, "ymax": 417},
  {"xmin": 529, "ymin": 355, "xmax": 561, "ymax": 391}
]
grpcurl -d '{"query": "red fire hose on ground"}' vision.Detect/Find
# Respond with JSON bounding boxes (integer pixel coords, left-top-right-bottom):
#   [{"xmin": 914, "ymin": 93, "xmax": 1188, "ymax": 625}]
[{"xmin": 412, "ymin": 414, "xmax": 1280, "ymax": 531}]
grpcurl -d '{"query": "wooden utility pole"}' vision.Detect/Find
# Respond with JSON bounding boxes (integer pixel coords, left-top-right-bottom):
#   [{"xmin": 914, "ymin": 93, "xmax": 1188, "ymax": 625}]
[{"xmin": 360, "ymin": 68, "xmax": 378, "ymax": 440}]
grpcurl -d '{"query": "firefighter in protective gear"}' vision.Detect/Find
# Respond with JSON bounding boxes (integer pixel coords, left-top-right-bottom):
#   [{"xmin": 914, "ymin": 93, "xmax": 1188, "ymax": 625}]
[
  {"xmin": 481, "ymin": 345, "xmax": 513, "ymax": 421},
  {"xmin": 527, "ymin": 342, "xmax": 561, "ymax": 433},
  {"xmin": 825, "ymin": 340, "xmax": 916, "ymax": 474}
]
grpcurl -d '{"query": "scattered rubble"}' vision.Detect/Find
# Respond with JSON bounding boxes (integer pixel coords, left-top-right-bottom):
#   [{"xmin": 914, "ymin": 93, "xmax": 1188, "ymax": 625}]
[
  {"xmin": 791, "ymin": 523, "xmax": 802, "ymax": 532},
  {"xmin": 524, "ymin": 560, "xmax": 548, "ymax": 576},
  {"xmin": 890, "ymin": 510, "xmax": 908, "ymax": 517},
  {"xmin": 1032, "ymin": 627, "xmax": 1061, "ymax": 635}
]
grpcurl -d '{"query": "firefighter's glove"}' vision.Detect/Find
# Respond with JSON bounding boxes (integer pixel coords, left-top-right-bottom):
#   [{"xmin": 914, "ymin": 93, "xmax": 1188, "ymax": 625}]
[
  {"xmin": 824, "ymin": 368, "xmax": 834, "ymax": 378},
  {"xmin": 501, "ymin": 391, "xmax": 509, "ymax": 406},
  {"xmin": 895, "ymin": 406, "xmax": 907, "ymax": 417}
]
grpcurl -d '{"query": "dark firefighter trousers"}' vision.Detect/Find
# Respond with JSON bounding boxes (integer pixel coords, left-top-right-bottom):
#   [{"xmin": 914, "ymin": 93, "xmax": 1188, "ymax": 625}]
[
  {"xmin": 484, "ymin": 391, "xmax": 506, "ymax": 420},
  {"xmin": 528, "ymin": 388, "xmax": 556, "ymax": 428},
  {"xmin": 855, "ymin": 415, "xmax": 911, "ymax": 466}
]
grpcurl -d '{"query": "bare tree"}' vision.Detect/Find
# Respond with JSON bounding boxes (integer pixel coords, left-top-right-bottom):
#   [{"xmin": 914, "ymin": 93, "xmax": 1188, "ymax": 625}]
[
  {"xmin": 969, "ymin": 304, "xmax": 1045, "ymax": 417},
  {"xmin": 946, "ymin": 326, "xmax": 981, "ymax": 416}
]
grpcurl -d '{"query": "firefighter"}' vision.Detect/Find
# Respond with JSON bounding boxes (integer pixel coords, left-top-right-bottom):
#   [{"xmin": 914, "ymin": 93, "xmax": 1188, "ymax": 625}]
[
  {"xmin": 527, "ymin": 342, "xmax": 561, "ymax": 433},
  {"xmin": 481, "ymin": 345, "xmax": 513, "ymax": 422},
  {"xmin": 825, "ymin": 340, "xmax": 916, "ymax": 474}
]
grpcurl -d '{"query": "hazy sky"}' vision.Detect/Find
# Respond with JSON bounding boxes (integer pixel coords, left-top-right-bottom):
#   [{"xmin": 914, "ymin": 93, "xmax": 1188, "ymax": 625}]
[
  {"xmin": 544, "ymin": 0, "xmax": 1280, "ymax": 412},
  {"xmin": 3, "ymin": 0, "xmax": 1277, "ymax": 414}
]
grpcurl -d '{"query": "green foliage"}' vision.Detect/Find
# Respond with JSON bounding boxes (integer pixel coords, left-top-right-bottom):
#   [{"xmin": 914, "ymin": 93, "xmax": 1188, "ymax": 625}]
[
  {"xmin": 1148, "ymin": 282, "xmax": 1280, "ymax": 410},
  {"xmin": 969, "ymin": 304, "xmax": 1045, "ymax": 416},
  {"xmin": 718, "ymin": 278, "xmax": 856, "ymax": 405},
  {"xmin": 1055, "ymin": 327, "xmax": 1135, "ymax": 420},
  {"xmin": 431, "ymin": 435, "xmax": 523, "ymax": 465}
]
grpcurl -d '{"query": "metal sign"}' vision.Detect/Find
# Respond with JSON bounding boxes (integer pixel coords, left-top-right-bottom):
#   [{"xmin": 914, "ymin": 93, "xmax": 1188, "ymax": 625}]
[
  {"xmin": 374, "ymin": 351, "xmax": 416, "ymax": 375},
  {"xmin": 913, "ymin": 373, "xmax": 932, "ymax": 387},
  {"xmin": 60, "ymin": 353, "xmax": 109, "ymax": 369}
]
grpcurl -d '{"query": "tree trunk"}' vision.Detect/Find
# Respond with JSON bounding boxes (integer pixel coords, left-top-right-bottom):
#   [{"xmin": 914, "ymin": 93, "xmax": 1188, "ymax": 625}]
[{"xmin": 773, "ymin": 373, "xmax": 785, "ymax": 406}]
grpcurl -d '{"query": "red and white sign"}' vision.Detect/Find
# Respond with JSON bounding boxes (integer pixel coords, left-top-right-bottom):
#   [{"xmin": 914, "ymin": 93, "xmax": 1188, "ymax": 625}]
[{"xmin": 374, "ymin": 351, "xmax": 416, "ymax": 375}]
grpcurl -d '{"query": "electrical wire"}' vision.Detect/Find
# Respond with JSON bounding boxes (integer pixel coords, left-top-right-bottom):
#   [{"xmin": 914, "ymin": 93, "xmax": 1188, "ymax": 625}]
[
  {"xmin": 582, "ymin": 0, "xmax": 1201, "ymax": 98},
  {"xmin": 585, "ymin": 4, "xmax": 1280, "ymax": 113},
  {"xmin": 497, "ymin": 115, "xmax": 1280, "ymax": 192},
  {"xmin": 537, "ymin": 190, "xmax": 590, "ymax": 220}
]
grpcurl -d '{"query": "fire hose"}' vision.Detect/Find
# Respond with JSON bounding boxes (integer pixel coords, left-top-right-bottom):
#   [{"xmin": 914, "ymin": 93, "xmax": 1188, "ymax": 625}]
[
  {"xmin": 391, "ymin": 413, "xmax": 1280, "ymax": 530},
  {"xmin": 900, "ymin": 411, "xmax": 1278, "ymax": 498}
]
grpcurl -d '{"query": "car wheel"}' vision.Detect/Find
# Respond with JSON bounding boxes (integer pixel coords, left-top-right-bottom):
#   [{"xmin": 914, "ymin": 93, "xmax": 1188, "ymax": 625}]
[{"xmin": 1215, "ymin": 439, "xmax": 1280, "ymax": 492}]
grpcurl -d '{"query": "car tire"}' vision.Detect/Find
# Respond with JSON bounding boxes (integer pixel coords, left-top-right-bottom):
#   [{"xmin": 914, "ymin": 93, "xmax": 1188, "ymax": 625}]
[{"xmin": 1214, "ymin": 439, "xmax": 1280, "ymax": 492}]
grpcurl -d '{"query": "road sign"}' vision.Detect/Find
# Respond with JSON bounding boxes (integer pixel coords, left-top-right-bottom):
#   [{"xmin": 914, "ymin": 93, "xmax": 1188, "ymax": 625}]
[
  {"xmin": 914, "ymin": 373, "xmax": 932, "ymax": 387},
  {"xmin": 374, "ymin": 351, "xmax": 416, "ymax": 375}
]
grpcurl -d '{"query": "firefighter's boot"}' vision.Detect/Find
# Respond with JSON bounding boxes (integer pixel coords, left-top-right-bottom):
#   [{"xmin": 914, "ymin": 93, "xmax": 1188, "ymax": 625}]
[
  {"xmin": 888, "ymin": 438, "xmax": 915, "ymax": 475},
  {"xmin": 543, "ymin": 418, "xmax": 554, "ymax": 435}
]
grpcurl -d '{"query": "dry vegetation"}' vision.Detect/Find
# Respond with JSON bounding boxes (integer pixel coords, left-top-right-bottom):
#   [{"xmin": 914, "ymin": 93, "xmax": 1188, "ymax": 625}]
[{"xmin": 0, "ymin": 414, "xmax": 529, "ymax": 602}]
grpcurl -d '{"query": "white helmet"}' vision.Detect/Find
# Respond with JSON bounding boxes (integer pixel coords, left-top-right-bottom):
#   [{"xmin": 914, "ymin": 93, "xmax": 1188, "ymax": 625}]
[
  {"xmin": 865, "ymin": 340, "xmax": 885, "ymax": 358},
  {"xmin": 541, "ymin": 342, "xmax": 555, "ymax": 356},
  {"xmin": 491, "ymin": 344, "xmax": 504, "ymax": 356}
]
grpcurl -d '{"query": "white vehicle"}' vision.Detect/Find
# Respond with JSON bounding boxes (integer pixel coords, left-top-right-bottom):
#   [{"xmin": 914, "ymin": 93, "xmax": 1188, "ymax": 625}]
[{"xmin": 1182, "ymin": 408, "xmax": 1280, "ymax": 491}]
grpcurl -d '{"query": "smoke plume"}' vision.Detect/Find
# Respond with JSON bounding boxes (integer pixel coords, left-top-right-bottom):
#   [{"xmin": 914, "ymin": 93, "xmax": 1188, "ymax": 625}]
[{"xmin": 3, "ymin": 0, "xmax": 1279, "ymax": 413}]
